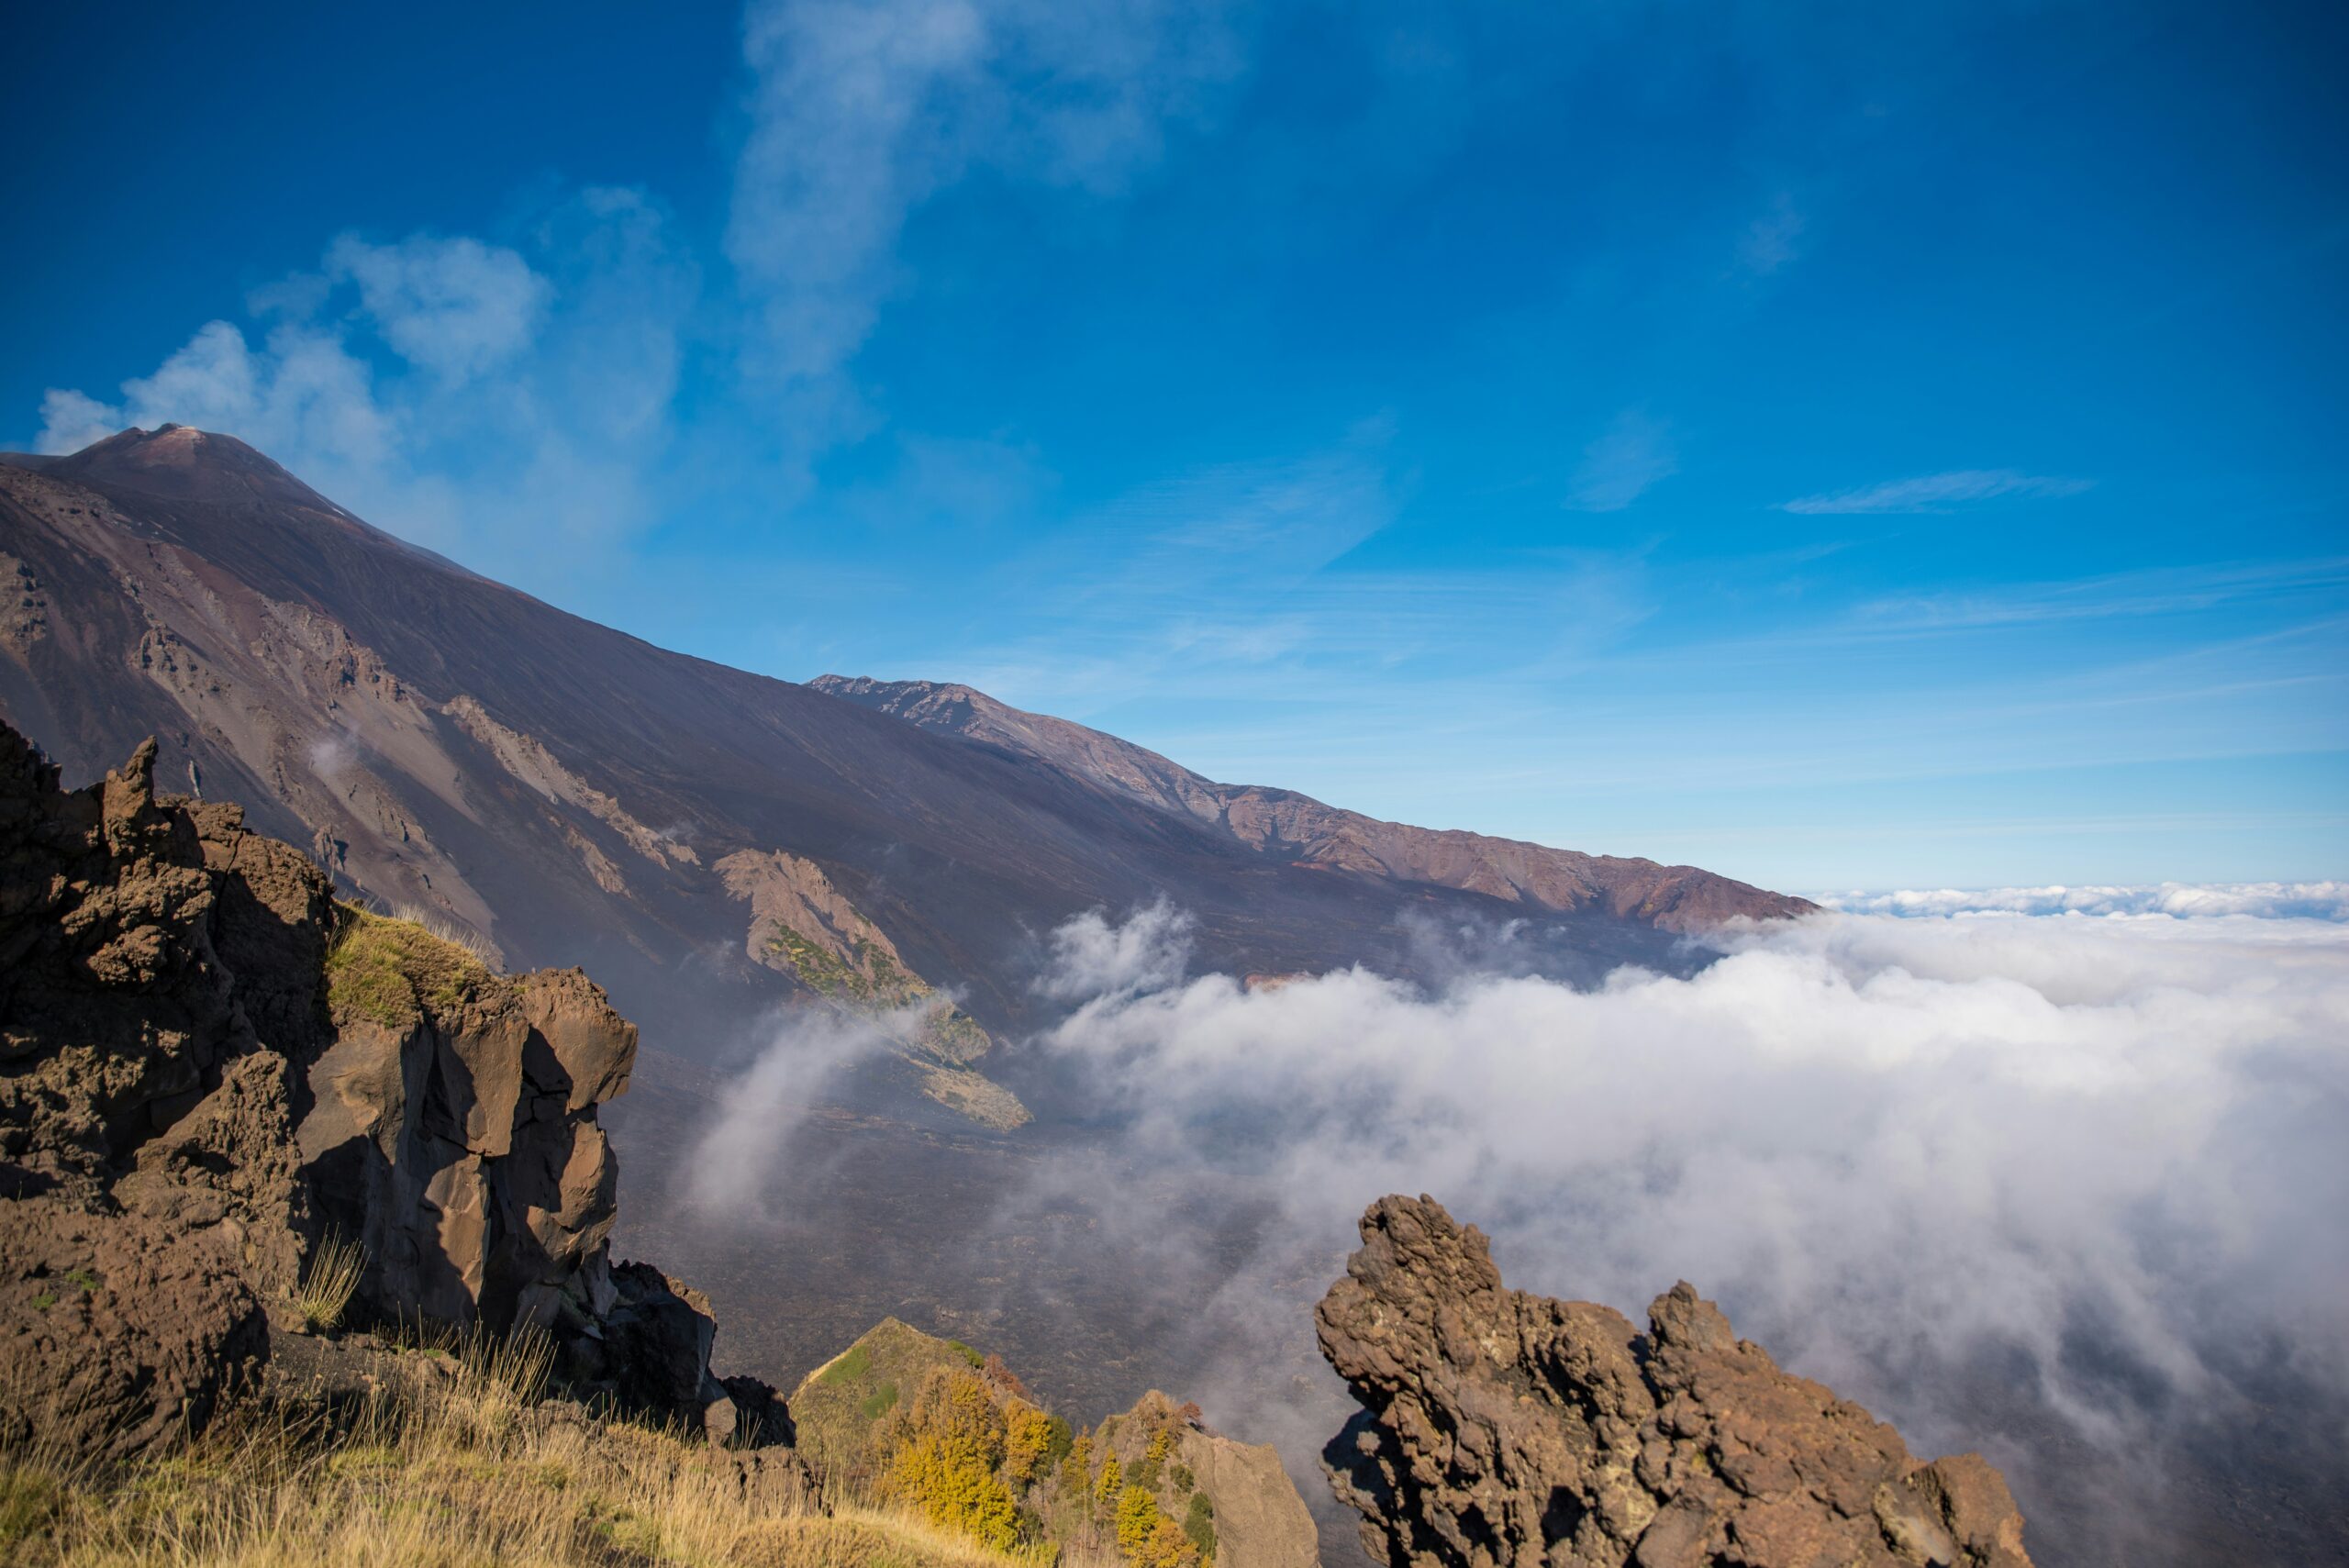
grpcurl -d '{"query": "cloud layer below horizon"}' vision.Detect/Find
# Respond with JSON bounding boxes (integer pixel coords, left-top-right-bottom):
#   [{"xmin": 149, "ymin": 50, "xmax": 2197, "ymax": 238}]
[
  {"xmin": 989, "ymin": 893, "xmax": 2347, "ymax": 1552},
  {"xmin": 1816, "ymin": 879, "xmax": 2349, "ymax": 920},
  {"xmin": 682, "ymin": 882, "xmax": 2349, "ymax": 1558}
]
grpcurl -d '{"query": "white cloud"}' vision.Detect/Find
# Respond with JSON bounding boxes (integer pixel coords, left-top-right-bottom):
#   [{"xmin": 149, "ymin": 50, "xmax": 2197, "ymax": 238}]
[
  {"xmin": 1565, "ymin": 408, "xmax": 1676, "ymax": 512},
  {"xmin": 33, "ymin": 388, "xmax": 128, "ymax": 455},
  {"xmin": 1779, "ymin": 468, "xmax": 2093, "ymax": 515},
  {"xmin": 1014, "ymin": 899, "xmax": 2349, "ymax": 1545},
  {"xmin": 727, "ymin": 0, "xmax": 1241, "ymax": 395},
  {"xmin": 326, "ymin": 233, "xmax": 550, "ymax": 383},
  {"xmin": 1032, "ymin": 898, "xmax": 1192, "ymax": 1000},
  {"xmin": 27, "ymin": 0, "xmax": 1250, "ymax": 579},
  {"xmin": 1819, "ymin": 880, "xmax": 2349, "ymax": 921},
  {"xmin": 684, "ymin": 1002, "xmax": 914, "ymax": 1217},
  {"xmin": 38, "ymin": 318, "xmax": 395, "ymax": 473},
  {"xmin": 30, "ymin": 189, "xmax": 696, "ymax": 587}
]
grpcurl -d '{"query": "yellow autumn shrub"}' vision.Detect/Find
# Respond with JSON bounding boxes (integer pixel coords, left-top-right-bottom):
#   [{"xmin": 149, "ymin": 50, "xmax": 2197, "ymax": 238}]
[
  {"xmin": 882, "ymin": 1367, "xmax": 1022, "ymax": 1550},
  {"xmin": 1004, "ymin": 1403, "xmax": 1056, "ymax": 1485}
]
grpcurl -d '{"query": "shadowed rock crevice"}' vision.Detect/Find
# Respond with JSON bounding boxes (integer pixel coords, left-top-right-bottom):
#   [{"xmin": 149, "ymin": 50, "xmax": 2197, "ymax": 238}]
[{"xmin": 1317, "ymin": 1195, "xmax": 2034, "ymax": 1568}]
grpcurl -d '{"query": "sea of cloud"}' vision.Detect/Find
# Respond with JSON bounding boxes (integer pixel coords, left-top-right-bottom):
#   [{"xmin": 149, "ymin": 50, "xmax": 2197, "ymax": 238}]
[
  {"xmin": 1817, "ymin": 879, "xmax": 2349, "ymax": 921},
  {"xmin": 1019, "ymin": 894, "xmax": 2347, "ymax": 1553},
  {"xmin": 688, "ymin": 889, "xmax": 2349, "ymax": 1557}
]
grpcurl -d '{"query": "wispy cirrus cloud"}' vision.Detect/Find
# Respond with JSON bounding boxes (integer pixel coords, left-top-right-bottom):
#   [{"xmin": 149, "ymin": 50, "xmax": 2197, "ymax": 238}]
[
  {"xmin": 1565, "ymin": 408, "xmax": 1677, "ymax": 512},
  {"xmin": 727, "ymin": 0, "xmax": 1244, "ymax": 408},
  {"xmin": 1779, "ymin": 468, "xmax": 2092, "ymax": 515}
]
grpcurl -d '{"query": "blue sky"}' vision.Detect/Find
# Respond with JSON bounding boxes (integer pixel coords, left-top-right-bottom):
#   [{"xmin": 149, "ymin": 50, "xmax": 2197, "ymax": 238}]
[{"xmin": 6, "ymin": 1, "xmax": 2343, "ymax": 890}]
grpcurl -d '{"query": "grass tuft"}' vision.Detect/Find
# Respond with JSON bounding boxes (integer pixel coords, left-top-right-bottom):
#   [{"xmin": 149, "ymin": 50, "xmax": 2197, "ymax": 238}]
[
  {"xmin": 325, "ymin": 904, "xmax": 513, "ymax": 1029},
  {"xmin": 296, "ymin": 1234, "xmax": 366, "ymax": 1333},
  {"xmin": 386, "ymin": 903, "xmax": 503, "ymax": 971}
]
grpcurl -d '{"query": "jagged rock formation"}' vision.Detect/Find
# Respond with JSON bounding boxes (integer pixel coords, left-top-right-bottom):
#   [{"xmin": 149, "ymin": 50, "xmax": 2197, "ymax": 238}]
[
  {"xmin": 812, "ymin": 676, "xmax": 1815, "ymax": 932},
  {"xmin": 1317, "ymin": 1195, "xmax": 2033, "ymax": 1568},
  {"xmin": 0, "ymin": 722, "xmax": 762, "ymax": 1456},
  {"xmin": 301, "ymin": 908, "xmax": 634, "ymax": 1328}
]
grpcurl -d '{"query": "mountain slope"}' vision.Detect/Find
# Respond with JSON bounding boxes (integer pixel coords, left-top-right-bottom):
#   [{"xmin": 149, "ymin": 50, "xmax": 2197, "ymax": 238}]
[
  {"xmin": 809, "ymin": 675, "xmax": 1809, "ymax": 930},
  {"xmin": 0, "ymin": 426, "xmax": 1803, "ymax": 1126}
]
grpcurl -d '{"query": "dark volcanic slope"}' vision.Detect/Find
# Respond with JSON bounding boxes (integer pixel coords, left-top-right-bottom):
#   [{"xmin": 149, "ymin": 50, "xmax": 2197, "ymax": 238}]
[
  {"xmin": 0, "ymin": 427, "xmax": 1799, "ymax": 1092},
  {"xmin": 811, "ymin": 674, "xmax": 1810, "ymax": 931}
]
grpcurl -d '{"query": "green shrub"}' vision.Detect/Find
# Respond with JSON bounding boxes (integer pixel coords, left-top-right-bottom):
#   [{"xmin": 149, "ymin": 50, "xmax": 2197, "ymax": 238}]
[{"xmin": 1184, "ymin": 1492, "xmax": 1216, "ymax": 1561}]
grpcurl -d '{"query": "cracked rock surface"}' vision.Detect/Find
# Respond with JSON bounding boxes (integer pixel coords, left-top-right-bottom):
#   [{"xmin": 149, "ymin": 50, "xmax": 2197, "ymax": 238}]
[
  {"xmin": 0, "ymin": 722, "xmax": 755, "ymax": 1456},
  {"xmin": 1317, "ymin": 1195, "xmax": 2033, "ymax": 1568}
]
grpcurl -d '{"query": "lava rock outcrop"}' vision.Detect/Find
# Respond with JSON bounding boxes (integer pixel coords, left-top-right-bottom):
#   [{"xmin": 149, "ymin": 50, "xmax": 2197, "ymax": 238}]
[
  {"xmin": 0, "ymin": 722, "xmax": 755, "ymax": 1456},
  {"xmin": 1317, "ymin": 1195, "xmax": 2033, "ymax": 1568}
]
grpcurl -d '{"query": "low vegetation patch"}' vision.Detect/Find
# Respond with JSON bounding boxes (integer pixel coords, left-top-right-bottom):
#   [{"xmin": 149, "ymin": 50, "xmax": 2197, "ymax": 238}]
[
  {"xmin": 0, "ymin": 1326, "xmax": 1055, "ymax": 1568},
  {"xmin": 326, "ymin": 904, "xmax": 511, "ymax": 1029}
]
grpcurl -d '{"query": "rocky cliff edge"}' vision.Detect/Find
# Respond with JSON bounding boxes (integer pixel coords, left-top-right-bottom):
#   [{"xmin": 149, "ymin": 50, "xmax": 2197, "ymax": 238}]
[
  {"xmin": 1317, "ymin": 1195, "xmax": 2033, "ymax": 1568},
  {"xmin": 0, "ymin": 721, "xmax": 769, "ymax": 1458}
]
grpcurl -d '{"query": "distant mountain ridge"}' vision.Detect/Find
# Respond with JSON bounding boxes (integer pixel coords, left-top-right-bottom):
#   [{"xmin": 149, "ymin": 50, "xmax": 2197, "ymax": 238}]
[
  {"xmin": 811, "ymin": 674, "xmax": 1810, "ymax": 931},
  {"xmin": 0, "ymin": 426, "xmax": 1807, "ymax": 1131}
]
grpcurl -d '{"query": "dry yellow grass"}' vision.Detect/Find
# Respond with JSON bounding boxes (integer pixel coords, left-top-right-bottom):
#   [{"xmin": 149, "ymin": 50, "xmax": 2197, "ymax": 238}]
[
  {"xmin": 0, "ymin": 1330, "xmax": 1066, "ymax": 1568},
  {"xmin": 293, "ymin": 1233, "xmax": 367, "ymax": 1333}
]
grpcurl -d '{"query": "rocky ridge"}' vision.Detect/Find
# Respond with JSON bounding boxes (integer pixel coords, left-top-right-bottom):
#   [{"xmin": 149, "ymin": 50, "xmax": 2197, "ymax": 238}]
[
  {"xmin": 809, "ymin": 675, "xmax": 1814, "ymax": 932},
  {"xmin": 714, "ymin": 849, "xmax": 1023, "ymax": 1129},
  {"xmin": 0, "ymin": 720, "xmax": 757, "ymax": 1456},
  {"xmin": 1317, "ymin": 1195, "xmax": 2034, "ymax": 1568}
]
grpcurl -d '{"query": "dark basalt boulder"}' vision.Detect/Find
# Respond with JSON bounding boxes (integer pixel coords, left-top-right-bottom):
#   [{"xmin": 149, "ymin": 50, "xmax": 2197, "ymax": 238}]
[{"xmin": 1317, "ymin": 1195, "xmax": 2033, "ymax": 1568}]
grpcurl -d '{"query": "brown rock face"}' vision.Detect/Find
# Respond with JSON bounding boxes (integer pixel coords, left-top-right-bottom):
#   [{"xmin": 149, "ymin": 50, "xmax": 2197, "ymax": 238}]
[
  {"xmin": 1179, "ymin": 1418, "xmax": 1320, "ymax": 1568},
  {"xmin": 1316, "ymin": 1195, "xmax": 2033, "ymax": 1568},
  {"xmin": 297, "ymin": 954, "xmax": 634, "ymax": 1330},
  {"xmin": 0, "ymin": 720, "xmax": 754, "ymax": 1454},
  {"xmin": 0, "ymin": 1195, "xmax": 266, "ymax": 1462},
  {"xmin": 0, "ymin": 727, "xmax": 322, "ymax": 1453}
]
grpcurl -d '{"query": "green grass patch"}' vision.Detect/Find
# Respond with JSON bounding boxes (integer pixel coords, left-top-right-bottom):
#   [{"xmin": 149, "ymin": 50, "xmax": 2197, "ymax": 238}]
[
  {"xmin": 1184, "ymin": 1491, "xmax": 1217, "ymax": 1560},
  {"xmin": 765, "ymin": 926, "xmax": 863, "ymax": 999},
  {"xmin": 326, "ymin": 905, "xmax": 509, "ymax": 1029},
  {"xmin": 859, "ymin": 1382, "xmax": 899, "ymax": 1419},
  {"xmin": 0, "ymin": 1465, "xmax": 66, "ymax": 1542},
  {"xmin": 818, "ymin": 1344, "xmax": 873, "ymax": 1386}
]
